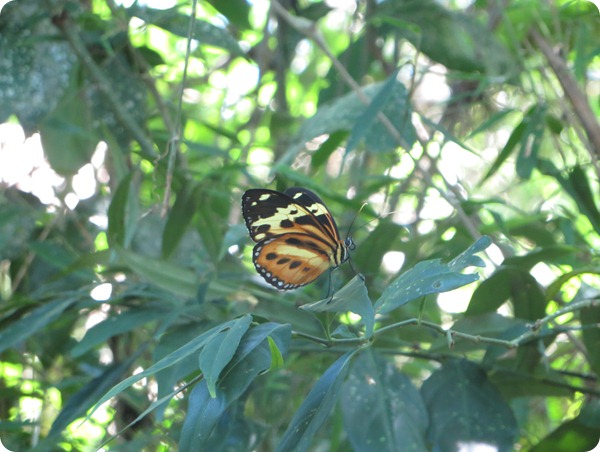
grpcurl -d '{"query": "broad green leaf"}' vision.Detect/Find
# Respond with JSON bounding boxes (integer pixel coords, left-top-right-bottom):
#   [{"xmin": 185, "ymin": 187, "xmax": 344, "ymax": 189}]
[
  {"xmin": 286, "ymin": 79, "xmax": 415, "ymax": 162},
  {"xmin": 179, "ymin": 323, "xmax": 291, "ymax": 451},
  {"xmin": 530, "ymin": 399, "xmax": 600, "ymax": 452},
  {"xmin": 199, "ymin": 315, "xmax": 253, "ymax": 398},
  {"xmin": 341, "ymin": 350, "xmax": 428, "ymax": 451},
  {"xmin": 117, "ymin": 246, "xmax": 199, "ymax": 297},
  {"xmin": 302, "ymin": 275, "xmax": 375, "ymax": 338},
  {"xmin": 71, "ymin": 307, "xmax": 171, "ymax": 358},
  {"xmin": 276, "ymin": 349, "xmax": 360, "ymax": 452},
  {"xmin": 345, "ymin": 69, "xmax": 401, "ymax": 155},
  {"xmin": 39, "ymin": 89, "xmax": 98, "ymax": 175},
  {"xmin": 467, "ymin": 266, "xmax": 547, "ymax": 320},
  {"xmin": 162, "ymin": 183, "xmax": 200, "ymax": 258},
  {"xmin": 87, "ymin": 320, "xmax": 239, "ymax": 419},
  {"xmin": 128, "ymin": 5, "xmax": 244, "ymax": 56},
  {"xmin": 378, "ymin": 0, "xmax": 513, "ymax": 75},
  {"xmin": 503, "ymin": 245, "xmax": 579, "ymax": 270},
  {"xmin": 421, "ymin": 360, "xmax": 517, "ymax": 452},
  {"xmin": 0, "ymin": 297, "xmax": 78, "ymax": 354},
  {"xmin": 375, "ymin": 236, "xmax": 491, "ymax": 314}
]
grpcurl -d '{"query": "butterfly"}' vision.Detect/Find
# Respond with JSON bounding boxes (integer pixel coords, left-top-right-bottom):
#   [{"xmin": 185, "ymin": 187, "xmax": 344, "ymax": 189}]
[{"xmin": 241, "ymin": 187, "xmax": 355, "ymax": 290}]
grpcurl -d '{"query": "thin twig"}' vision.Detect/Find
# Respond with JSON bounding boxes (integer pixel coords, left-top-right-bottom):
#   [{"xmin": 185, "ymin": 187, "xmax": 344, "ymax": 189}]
[{"xmin": 55, "ymin": 14, "xmax": 157, "ymax": 159}]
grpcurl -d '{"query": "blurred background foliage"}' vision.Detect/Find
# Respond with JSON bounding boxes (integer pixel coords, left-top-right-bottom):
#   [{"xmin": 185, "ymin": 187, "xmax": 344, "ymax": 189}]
[{"xmin": 0, "ymin": 0, "xmax": 599, "ymax": 450}]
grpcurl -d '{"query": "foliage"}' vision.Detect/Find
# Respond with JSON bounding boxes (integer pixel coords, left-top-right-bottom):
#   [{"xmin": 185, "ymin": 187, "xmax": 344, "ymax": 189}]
[{"xmin": 1, "ymin": 0, "xmax": 600, "ymax": 450}]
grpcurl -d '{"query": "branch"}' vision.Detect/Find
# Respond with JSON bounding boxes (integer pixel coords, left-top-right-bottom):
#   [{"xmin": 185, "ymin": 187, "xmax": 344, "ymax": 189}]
[
  {"xmin": 529, "ymin": 28, "xmax": 600, "ymax": 158},
  {"xmin": 270, "ymin": 1, "xmax": 483, "ymax": 242},
  {"xmin": 55, "ymin": 13, "xmax": 157, "ymax": 159}
]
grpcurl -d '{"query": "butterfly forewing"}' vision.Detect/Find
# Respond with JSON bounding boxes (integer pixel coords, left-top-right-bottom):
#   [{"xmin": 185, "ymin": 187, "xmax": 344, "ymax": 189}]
[{"xmin": 242, "ymin": 188, "xmax": 351, "ymax": 289}]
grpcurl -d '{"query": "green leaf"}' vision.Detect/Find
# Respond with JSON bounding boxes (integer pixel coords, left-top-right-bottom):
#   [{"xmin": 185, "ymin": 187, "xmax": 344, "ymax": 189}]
[
  {"xmin": 39, "ymin": 88, "xmax": 98, "ymax": 175},
  {"xmin": 71, "ymin": 307, "xmax": 171, "ymax": 358},
  {"xmin": 179, "ymin": 323, "xmax": 291, "ymax": 451},
  {"xmin": 199, "ymin": 315, "xmax": 253, "ymax": 398},
  {"xmin": 0, "ymin": 297, "xmax": 79, "ymax": 354},
  {"xmin": 530, "ymin": 399, "xmax": 600, "ymax": 452},
  {"xmin": 481, "ymin": 104, "xmax": 545, "ymax": 182},
  {"xmin": 87, "ymin": 320, "xmax": 239, "ymax": 420},
  {"xmin": 352, "ymin": 221, "xmax": 403, "ymax": 276},
  {"xmin": 276, "ymin": 349, "xmax": 360, "ymax": 452},
  {"xmin": 117, "ymin": 246, "xmax": 199, "ymax": 297},
  {"xmin": 375, "ymin": 236, "xmax": 491, "ymax": 314},
  {"xmin": 301, "ymin": 275, "xmax": 375, "ymax": 338},
  {"xmin": 341, "ymin": 350, "xmax": 428, "ymax": 451},
  {"xmin": 345, "ymin": 69, "xmax": 401, "ymax": 155},
  {"xmin": 162, "ymin": 183, "xmax": 199, "ymax": 258},
  {"xmin": 467, "ymin": 266, "xmax": 547, "ymax": 320},
  {"xmin": 285, "ymin": 79, "xmax": 416, "ymax": 162},
  {"xmin": 107, "ymin": 172, "xmax": 135, "ymax": 247},
  {"xmin": 128, "ymin": 5, "xmax": 244, "ymax": 56},
  {"xmin": 48, "ymin": 355, "xmax": 139, "ymax": 437},
  {"xmin": 311, "ymin": 130, "xmax": 347, "ymax": 169},
  {"xmin": 581, "ymin": 304, "xmax": 600, "ymax": 378},
  {"xmin": 421, "ymin": 360, "xmax": 517, "ymax": 451}
]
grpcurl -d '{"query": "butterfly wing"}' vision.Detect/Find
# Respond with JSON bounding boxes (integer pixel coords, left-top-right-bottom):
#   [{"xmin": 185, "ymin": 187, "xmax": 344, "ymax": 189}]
[
  {"xmin": 242, "ymin": 188, "xmax": 349, "ymax": 289},
  {"xmin": 252, "ymin": 233, "xmax": 333, "ymax": 289}
]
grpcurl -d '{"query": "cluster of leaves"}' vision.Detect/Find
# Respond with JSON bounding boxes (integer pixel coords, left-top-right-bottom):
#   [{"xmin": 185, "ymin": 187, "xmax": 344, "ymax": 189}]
[{"xmin": 0, "ymin": 0, "xmax": 599, "ymax": 451}]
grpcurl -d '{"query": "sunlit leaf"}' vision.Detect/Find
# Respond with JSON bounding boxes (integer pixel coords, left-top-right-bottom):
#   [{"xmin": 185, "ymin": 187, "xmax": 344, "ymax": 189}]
[{"xmin": 375, "ymin": 236, "xmax": 491, "ymax": 314}]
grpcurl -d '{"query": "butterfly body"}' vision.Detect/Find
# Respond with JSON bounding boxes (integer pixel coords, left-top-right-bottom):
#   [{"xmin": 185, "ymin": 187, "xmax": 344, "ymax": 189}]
[{"xmin": 242, "ymin": 188, "xmax": 353, "ymax": 290}]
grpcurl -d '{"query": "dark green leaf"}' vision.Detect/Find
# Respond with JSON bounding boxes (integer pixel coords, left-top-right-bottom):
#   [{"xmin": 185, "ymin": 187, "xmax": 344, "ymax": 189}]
[
  {"xmin": 375, "ymin": 236, "xmax": 491, "ymax": 314},
  {"xmin": 39, "ymin": 89, "xmax": 98, "ymax": 175},
  {"xmin": 421, "ymin": 360, "xmax": 517, "ymax": 452},
  {"xmin": 199, "ymin": 315, "xmax": 253, "ymax": 398},
  {"xmin": 530, "ymin": 399, "xmax": 600, "ymax": 452},
  {"xmin": 276, "ymin": 349, "xmax": 360, "ymax": 452},
  {"xmin": 117, "ymin": 246, "xmax": 199, "ymax": 297},
  {"xmin": 128, "ymin": 5, "xmax": 244, "ymax": 56},
  {"xmin": 581, "ymin": 304, "xmax": 600, "ymax": 378},
  {"xmin": 301, "ymin": 275, "xmax": 374, "ymax": 338},
  {"xmin": 467, "ymin": 266, "xmax": 547, "ymax": 320},
  {"xmin": 311, "ymin": 130, "xmax": 347, "ymax": 169},
  {"xmin": 345, "ymin": 69, "xmax": 401, "ymax": 155},
  {"xmin": 341, "ymin": 350, "xmax": 428, "ymax": 451},
  {"xmin": 0, "ymin": 297, "xmax": 79, "ymax": 354},
  {"xmin": 107, "ymin": 172, "xmax": 134, "ymax": 247},
  {"xmin": 179, "ymin": 323, "xmax": 291, "ymax": 451},
  {"xmin": 71, "ymin": 307, "xmax": 171, "ymax": 358},
  {"xmin": 162, "ymin": 184, "xmax": 199, "ymax": 258}
]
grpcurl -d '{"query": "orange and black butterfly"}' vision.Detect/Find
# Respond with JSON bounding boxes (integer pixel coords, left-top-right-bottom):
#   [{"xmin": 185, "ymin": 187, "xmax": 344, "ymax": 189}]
[{"xmin": 242, "ymin": 187, "xmax": 355, "ymax": 290}]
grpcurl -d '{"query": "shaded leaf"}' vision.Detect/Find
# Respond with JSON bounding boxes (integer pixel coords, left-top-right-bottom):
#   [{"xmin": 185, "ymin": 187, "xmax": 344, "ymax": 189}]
[
  {"xmin": 180, "ymin": 323, "xmax": 291, "ymax": 451},
  {"xmin": 0, "ymin": 297, "xmax": 79, "ymax": 354},
  {"xmin": 530, "ymin": 399, "xmax": 600, "ymax": 452},
  {"xmin": 302, "ymin": 275, "xmax": 374, "ymax": 338},
  {"xmin": 341, "ymin": 350, "xmax": 428, "ymax": 451},
  {"xmin": 199, "ymin": 315, "xmax": 253, "ymax": 398},
  {"xmin": 117, "ymin": 246, "xmax": 199, "ymax": 298},
  {"xmin": 421, "ymin": 360, "xmax": 517, "ymax": 452},
  {"xmin": 276, "ymin": 349, "xmax": 360, "ymax": 452}
]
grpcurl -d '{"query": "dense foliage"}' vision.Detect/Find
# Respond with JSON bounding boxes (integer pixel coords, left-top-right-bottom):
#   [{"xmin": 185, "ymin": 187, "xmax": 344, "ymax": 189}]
[{"xmin": 0, "ymin": 0, "xmax": 599, "ymax": 450}]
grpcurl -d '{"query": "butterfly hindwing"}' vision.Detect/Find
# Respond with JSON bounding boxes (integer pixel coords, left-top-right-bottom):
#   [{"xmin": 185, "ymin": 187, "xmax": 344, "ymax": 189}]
[
  {"xmin": 253, "ymin": 233, "xmax": 332, "ymax": 289},
  {"xmin": 242, "ymin": 187, "xmax": 350, "ymax": 290}
]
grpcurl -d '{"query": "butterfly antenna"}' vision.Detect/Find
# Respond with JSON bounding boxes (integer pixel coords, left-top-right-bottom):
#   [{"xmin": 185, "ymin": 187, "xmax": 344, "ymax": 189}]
[{"xmin": 345, "ymin": 202, "xmax": 369, "ymax": 241}]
